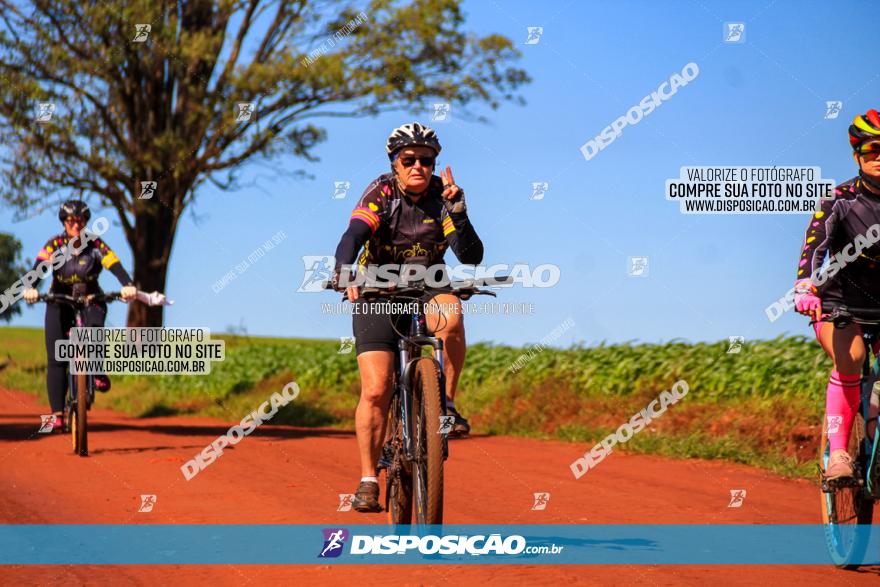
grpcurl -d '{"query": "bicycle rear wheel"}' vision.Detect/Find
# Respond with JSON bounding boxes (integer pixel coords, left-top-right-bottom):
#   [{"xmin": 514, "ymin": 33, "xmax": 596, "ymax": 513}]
[
  {"xmin": 72, "ymin": 373, "xmax": 88, "ymax": 456},
  {"xmin": 820, "ymin": 411, "xmax": 873, "ymax": 568},
  {"xmin": 384, "ymin": 392, "xmax": 412, "ymax": 525},
  {"xmin": 411, "ymin": 358, "xmax": 444, "ymax": 525}
]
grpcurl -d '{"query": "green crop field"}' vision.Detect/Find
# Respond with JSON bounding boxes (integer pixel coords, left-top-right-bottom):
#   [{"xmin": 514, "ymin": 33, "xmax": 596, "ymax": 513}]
[{"xmin": 0, "ymin": 326, "xmax": 832, "ymax": 479}]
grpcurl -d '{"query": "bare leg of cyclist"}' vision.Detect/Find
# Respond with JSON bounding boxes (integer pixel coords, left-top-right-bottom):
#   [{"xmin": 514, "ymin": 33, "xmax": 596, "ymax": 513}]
[
  {"xmin": 815, "ymin": 320, "xmax": 863, "ymax": 478},
  {"xmin": 351, "ymin": 350, "xmax": 394, "ymax": 512},
  {"xmin": 426, "ymin": 293, "xmax": 469, "ymax": 435},
  {"xmin": 425, "ymin": 294, "xmax": 465, "ymax": 401},
  {"xmin": 354, "ymin": 351, "xmax": 394, "ymax": 477}
]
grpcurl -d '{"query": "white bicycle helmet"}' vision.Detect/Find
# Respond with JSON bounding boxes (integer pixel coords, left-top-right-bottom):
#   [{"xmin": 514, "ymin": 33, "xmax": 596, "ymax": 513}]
[{"xmin": 386, "ymin": 122, "xmax": 441, "ymax": 160}]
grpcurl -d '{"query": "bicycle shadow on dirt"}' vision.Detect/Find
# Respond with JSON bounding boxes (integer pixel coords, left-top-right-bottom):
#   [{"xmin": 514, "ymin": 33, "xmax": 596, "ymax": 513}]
[
  {"xmin": 0, "ymin": 422, "xmax": 60, "ymax": 441},
  {"xmin": 80, "ymin": 420, "xmax": 356, "ymax": 440},
  {"xmin": 89, "ymin": 443, "xmax": 207, "ymax": 455},
  {"xmin": 846, "ymin": 565, "xmax": 880, "ymax": 576}
]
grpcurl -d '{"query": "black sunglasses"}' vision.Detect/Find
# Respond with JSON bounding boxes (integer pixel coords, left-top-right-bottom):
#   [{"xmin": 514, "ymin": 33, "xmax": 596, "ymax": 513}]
[{"xmin": 398, "ymin": 155, "xmax": 436, "ymax": 168}]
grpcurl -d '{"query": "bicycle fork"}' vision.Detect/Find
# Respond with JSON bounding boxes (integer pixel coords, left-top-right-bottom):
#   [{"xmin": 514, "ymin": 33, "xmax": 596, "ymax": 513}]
[{"xmin": 396, "ymin": 343, "xmax": 449, "ymax": 461}]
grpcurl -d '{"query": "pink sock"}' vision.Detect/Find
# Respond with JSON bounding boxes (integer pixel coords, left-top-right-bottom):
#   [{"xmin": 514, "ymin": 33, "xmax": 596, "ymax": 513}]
[{"xmin": 825, "ymin": 370, "xmax": 861, "ymax": 451}]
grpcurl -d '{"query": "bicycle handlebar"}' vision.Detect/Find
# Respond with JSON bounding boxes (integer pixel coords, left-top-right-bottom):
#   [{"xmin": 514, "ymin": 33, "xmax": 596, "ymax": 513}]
[
  {"xmin": 820, "ymin": 302, "xmax": 880, "ymax": 327},
  {"xmin": 39, "ymin": 291, "xmax": 123, "ymax": 307}
]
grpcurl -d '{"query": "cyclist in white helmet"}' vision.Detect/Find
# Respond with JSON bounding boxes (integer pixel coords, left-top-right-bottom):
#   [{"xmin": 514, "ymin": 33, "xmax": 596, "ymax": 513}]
[{"xmin": 332, "ymin": 122, "xmax": 484, "ymax": 512}]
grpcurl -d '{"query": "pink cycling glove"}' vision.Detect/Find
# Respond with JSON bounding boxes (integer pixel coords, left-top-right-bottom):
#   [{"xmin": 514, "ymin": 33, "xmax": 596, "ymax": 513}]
[{"xmin": 794, "ymin": 280, "xmax": 821, "ymax": 315}]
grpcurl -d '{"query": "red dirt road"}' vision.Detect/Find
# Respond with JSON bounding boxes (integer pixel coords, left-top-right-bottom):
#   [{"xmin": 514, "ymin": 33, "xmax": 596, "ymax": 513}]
[{"xmin": 1, "ymin": 386, "xmax": 878, "ymax": 586}]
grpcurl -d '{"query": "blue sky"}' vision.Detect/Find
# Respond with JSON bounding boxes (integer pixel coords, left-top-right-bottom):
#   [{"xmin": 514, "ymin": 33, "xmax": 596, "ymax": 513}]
[{"xmin": 2, "ymin": 0, "xmax": 877, "ymax": 348}]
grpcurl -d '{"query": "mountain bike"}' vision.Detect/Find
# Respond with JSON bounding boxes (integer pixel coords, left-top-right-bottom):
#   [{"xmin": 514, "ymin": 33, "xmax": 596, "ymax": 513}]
[
  {"xmin": 818, "ymin": 303, "xmax": 880, "ymax": 568},
  {"xmin": 326, "ymin": 274, "xmax": 505, "ymax": 525},
  {"xmin": 38, "ymin": 290, "xmax": 122, "ymax": 457}
]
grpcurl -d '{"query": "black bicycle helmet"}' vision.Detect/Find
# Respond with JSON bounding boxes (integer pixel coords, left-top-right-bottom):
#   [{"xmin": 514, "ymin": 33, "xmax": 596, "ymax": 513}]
[{"xmin": 58, "ymin": 199, "xmax": 91, "ymax": 223}]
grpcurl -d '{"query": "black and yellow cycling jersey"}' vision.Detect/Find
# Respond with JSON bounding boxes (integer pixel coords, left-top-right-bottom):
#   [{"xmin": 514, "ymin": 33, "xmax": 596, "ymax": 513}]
[
  {"xmin": 334, "ymin": 172, "xmax": 483, "ymax": 274},
  {"xmin": 797, "ymin": 176, "xmax": 880, "ymax": 307},
  {"xmin": 32, "ymin": 234, "xmax": 134, "ymax": 295}
]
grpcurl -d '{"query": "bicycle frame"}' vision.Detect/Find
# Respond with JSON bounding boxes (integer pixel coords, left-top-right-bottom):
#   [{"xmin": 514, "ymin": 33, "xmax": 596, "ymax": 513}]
[
  {"xmin": 863, "ymin": 348, "xmax": 880, "ymax": 497},
  {"xmin": 40, "ymin": 290, "xmax": 122, "ymax": 453},
  {"xmin": 67, "ymin": 305, "xmax": 95, "ymax": 413},
  {"xmin": 393, "ymin": 304, "xmax": 448, "ymax": 464}
]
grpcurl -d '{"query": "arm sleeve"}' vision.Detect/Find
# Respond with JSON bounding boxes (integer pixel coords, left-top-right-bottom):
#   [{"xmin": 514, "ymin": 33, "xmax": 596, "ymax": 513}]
[
  {"xmin": 333, "ymin": 180, "xmax": 389, "ymax": 274},
  {"xmin": 796, "ymin": 187, "xmax": 844, "ymax": 282},
  {"xmin": 32, "ymin": 237, "xmax": 57, "ymax": 270},
  {"xmin": 30, "ymin": 237, "xmax": 61, "ymax": 287},
  {"xmin": 93, "ymin": 239, "xmax": 134, "ymax": 286},
  {"xmin": 442, "ymin": 201, "xmax": 484, "ymax": 265},
  {"xmin": 334, "ymin": 222, "xmax": 372, "ymax": 274}
]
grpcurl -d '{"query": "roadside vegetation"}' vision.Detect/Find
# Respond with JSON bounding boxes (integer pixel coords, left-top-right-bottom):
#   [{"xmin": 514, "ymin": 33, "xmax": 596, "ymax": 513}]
[{"xmin": 0, "ymin": 327, "xmax": 827, "ymax": 478}]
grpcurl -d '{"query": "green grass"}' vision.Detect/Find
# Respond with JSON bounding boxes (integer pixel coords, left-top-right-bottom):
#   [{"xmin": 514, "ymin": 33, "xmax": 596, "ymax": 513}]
[{"xmin": 0, "ymin": 327, "xmax": 830, "ymax": 479}]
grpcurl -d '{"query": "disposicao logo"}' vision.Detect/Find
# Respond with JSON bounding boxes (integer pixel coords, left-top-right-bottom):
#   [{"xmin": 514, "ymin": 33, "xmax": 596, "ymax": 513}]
[{"xmin": 318, "ymin": 528, "xmax": 349, "ymax": 558}]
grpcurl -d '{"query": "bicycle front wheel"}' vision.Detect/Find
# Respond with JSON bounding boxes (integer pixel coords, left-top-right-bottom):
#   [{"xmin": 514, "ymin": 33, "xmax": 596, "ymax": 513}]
[
  {"xmin": 820, "ymin": 411, "xmax": 873, "ymax": 568},
  {"xmin": 411, "ymin": 358, "xmax": 444, "ymax": 525}
]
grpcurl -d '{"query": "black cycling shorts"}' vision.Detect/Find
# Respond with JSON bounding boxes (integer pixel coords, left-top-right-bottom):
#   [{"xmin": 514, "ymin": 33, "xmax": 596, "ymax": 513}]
[{"xmin": 352, "ymin": 297, "xmax": 427, "ymax": 355}]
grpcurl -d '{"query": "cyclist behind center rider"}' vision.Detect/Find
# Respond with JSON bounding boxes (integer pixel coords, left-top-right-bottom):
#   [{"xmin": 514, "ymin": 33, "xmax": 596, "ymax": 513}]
[
  {"xmin": 331, "ymin": 122, "xmax": 484, "ymax": 512},
  {"xmin": 794, "ymin": 108, "xmax": 880, "ymax": 480},
  {"xmin": 22, "ymin": 200, "xmax": 137, "ymax": 429}
]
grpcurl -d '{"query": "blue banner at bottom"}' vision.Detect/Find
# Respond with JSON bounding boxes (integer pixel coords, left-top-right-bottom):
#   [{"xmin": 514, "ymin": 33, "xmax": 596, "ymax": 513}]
[{"xmin": 1, "ymin": 525, "xmax": 879, "ymax": 565}]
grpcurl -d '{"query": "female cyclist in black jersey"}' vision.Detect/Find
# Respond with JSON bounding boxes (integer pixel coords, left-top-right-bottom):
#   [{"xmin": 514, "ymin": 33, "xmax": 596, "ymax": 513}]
[
  {"xmin": 23, "ymin": 200, "xmax": 137, "ymax": 430},
  {"xmin": 794, "ymin": 109, "xmax": 880, "ymax": 479}
]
